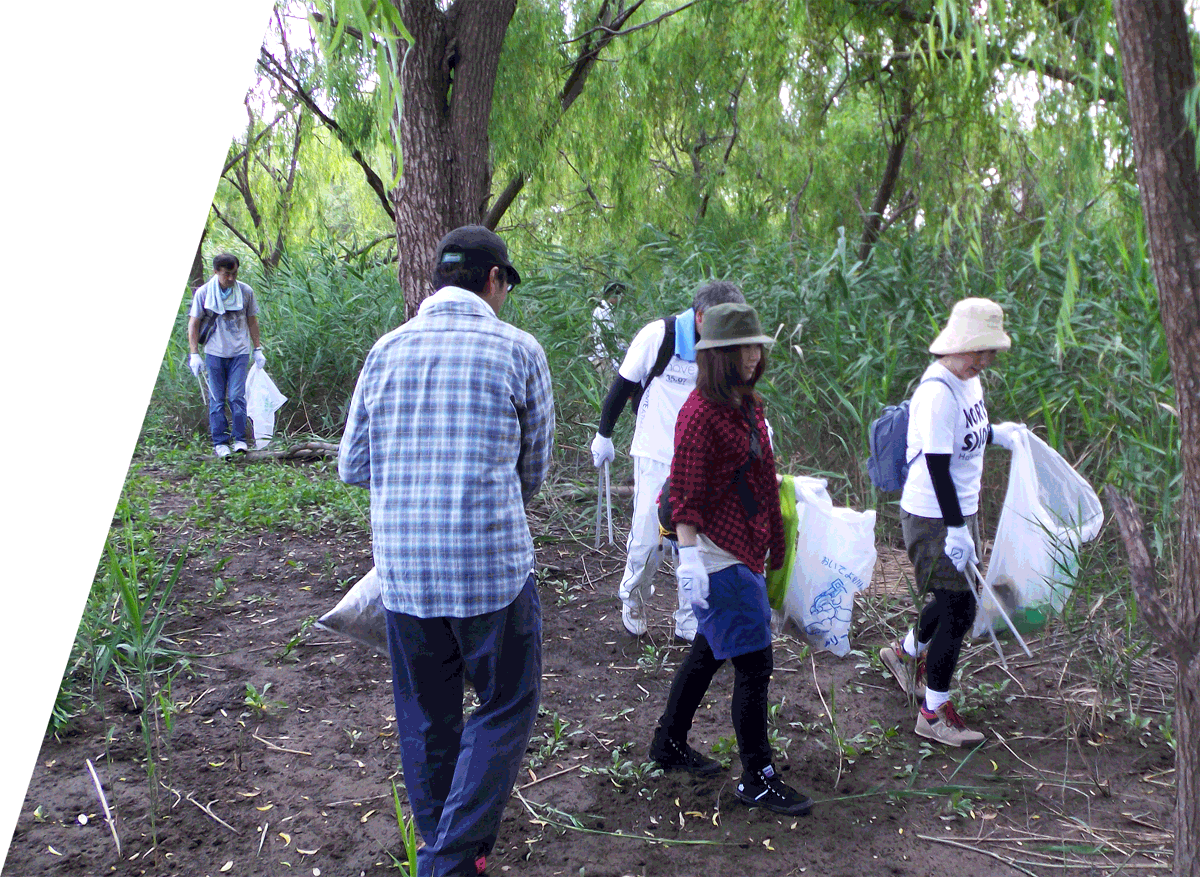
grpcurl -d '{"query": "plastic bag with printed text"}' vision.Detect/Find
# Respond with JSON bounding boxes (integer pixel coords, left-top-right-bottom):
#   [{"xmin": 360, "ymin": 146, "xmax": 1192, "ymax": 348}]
[
  {"xmin": 972, "ymin": 429, "xmax": 1103, "ymax": 637},
  {"xmin": 782, "ymin": 477, "xmax": 878, "ymax": 656}
]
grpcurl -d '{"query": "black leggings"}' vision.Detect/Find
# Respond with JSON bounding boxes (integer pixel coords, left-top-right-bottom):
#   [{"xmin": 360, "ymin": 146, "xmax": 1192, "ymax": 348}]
[
  {"xmin": 656, "ymin": 634, "xmax": 774, "ymax": 773},
  {"xmin": 917, "ymin": 588, "xmax": 978, "ymax": 693}
]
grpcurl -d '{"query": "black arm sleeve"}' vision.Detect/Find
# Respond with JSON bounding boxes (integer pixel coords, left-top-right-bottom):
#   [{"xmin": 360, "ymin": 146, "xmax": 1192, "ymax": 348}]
[
  {"xmin": 924, "ymin": 453, "xmax": 965, "ymax": 527},
  {"xmin": 598, "ymin": 376, "xmax": 639, "ymax": 437}
]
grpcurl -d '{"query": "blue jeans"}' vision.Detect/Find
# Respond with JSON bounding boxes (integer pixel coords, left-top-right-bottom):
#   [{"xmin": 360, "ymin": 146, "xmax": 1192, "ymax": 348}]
[
  {"xmin": 205, "ymin": 353, "xmax": 248, "ymax": 446},
  {"xmin": 385, "ymin": 574, "xmax": 542, "ymax": 877}
]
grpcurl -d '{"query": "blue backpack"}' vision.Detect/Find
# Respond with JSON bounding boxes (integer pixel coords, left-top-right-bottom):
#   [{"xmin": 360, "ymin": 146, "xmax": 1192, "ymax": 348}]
[{"xmin": 866, "ymin": 377, "xmax": 953, "ymax": 491}]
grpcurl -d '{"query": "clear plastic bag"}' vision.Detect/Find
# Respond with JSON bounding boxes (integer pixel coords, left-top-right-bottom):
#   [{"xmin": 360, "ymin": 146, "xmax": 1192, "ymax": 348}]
[
  {"xmin": 246, "ymin": 364, "xmax": 287, "ymax": 449},
  {"xmin": 973, "ymin": 430, "xmax": 1103, "ymax": 636},
  {"xmin": 782, "ymin": 477, "xmax": 878, "ymax": 656},
  {"xmin": 316, "ymin": 567, "xmax": 388, "ymax": 655}
]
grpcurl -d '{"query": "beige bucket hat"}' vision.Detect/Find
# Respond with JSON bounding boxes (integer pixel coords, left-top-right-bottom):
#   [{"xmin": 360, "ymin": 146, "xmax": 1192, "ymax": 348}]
[
  {"xmin": 928, "ymin": 297, "xmax": 1012, "ymax": 355},
  {"xmin": 695, "ymin": 302, "xmax": 775, "ymax": 350}
]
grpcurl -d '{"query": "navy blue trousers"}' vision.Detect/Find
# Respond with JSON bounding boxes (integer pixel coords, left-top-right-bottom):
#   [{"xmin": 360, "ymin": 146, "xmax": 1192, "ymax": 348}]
[{"xmin": 385, "ymin": 574, "xmax": 541, "ymax": 877}]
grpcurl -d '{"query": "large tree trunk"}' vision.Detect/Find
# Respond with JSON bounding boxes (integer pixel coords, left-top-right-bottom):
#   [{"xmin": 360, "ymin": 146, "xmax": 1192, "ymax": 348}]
[
  {"xmin": 393, "ymin": 0, "xmax": 516, "ymax": 317},
  {"xmin": 1111, "ymin": 2, "xmax": 1200, "ymax": 875}
]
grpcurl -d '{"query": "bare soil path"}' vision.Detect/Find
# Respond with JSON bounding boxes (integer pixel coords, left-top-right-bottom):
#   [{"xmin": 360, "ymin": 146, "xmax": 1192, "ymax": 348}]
[{"xmin": 4, "ymin": 469, "xmax": 1177, "ymax": 877}]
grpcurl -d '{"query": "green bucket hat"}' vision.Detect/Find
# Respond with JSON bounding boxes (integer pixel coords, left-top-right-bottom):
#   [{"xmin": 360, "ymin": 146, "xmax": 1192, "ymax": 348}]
[{"xmin": 695, "ymin": 302, "xmax": 775, "ymax": 350}]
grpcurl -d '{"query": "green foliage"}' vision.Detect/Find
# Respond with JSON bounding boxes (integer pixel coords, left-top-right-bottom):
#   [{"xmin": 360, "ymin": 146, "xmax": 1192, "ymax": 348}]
[
  {"xmin": 389, "ymin": 781, "xmax": 420, "ymax": 875},
  {"xmin": 244, "ymin": 682, "xmax": 288, "ymax": 714},
  {"xmin": 580, "ymin": 743, "xmax": 664, "ymax": 788}
]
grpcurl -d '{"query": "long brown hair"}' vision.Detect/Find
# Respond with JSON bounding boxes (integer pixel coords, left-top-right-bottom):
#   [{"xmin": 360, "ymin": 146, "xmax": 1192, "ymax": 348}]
[{"xmin": 696, "ymin": 345, "xmax": 767, "ymax": 409}]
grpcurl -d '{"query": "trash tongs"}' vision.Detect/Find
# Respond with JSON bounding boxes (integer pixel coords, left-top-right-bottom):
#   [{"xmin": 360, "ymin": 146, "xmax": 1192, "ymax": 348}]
[
  {"xmin": 967, "ymin": 560, "xmax": 1034, "ymax": 668},
  {"xmin": 593, "ymin": 461, "xmax": 614, "ymax": 549}
]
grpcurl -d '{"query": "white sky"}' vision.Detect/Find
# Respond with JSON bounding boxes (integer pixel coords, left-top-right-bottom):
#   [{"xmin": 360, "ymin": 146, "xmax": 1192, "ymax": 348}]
[{"xmin": 0, "ymin": 1, "xmax": 275, "ymax": 864}]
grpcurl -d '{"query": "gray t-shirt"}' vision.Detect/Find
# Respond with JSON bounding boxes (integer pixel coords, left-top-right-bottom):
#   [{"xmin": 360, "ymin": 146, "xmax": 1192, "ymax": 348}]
[{"xmin": 190, "ymin": 282, "xmax": 259, "ymax": 358}]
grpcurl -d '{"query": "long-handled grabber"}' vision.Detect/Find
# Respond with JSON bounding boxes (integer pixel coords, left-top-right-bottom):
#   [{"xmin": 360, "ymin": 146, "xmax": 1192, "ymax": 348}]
[
  {"xmin": 968, "ymin": 560, "xmax": 1034, "ymax": 659},
  {"xmin": 604, "ymin": 461, "xmax": 614, "ymax": 545},
  {"xmin": 594, "ymin": 464, "xmax": 605, "ymax": 549},
  {"xmin": 194, "ymin": 369, "xmax": 208, "ymax": 405}
]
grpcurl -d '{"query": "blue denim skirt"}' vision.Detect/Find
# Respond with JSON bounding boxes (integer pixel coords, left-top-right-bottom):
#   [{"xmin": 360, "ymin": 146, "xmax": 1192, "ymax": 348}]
[{"xmin": 693, "ymin": 563, "xmax": 771, "ymax": 660}]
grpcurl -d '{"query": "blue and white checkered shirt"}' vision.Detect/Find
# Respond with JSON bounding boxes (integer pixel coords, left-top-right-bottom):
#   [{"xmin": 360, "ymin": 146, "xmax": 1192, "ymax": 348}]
[{"xmin": 339, "ymin": 286, "xmax": 555, "ymax": 618}]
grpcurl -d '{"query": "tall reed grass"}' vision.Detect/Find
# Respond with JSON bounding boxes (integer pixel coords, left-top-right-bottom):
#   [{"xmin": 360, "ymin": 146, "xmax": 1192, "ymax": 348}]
[{"xmin": 142, "ymin": 225, "xmax": 1177, "ymax": 540}]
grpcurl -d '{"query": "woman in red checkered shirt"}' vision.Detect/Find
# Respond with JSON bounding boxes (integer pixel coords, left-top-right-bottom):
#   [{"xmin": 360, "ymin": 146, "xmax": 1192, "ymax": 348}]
[{"xmin": 645, "ymin": 302, "xmax": 813, "ymax": 817}]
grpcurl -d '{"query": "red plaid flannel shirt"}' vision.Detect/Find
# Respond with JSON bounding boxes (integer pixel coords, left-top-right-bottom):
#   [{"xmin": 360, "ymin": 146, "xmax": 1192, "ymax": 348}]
[{"xmin": 668, "ymin": 391, "xmax": 786, "ymax": 573}]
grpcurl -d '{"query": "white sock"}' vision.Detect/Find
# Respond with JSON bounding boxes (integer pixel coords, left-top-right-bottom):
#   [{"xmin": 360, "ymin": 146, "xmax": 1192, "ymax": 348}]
[
  {"xmin": 902, "ymin": 630, "xmax": 928, "ymax": 658},
  {"xmin": 925, "ymin": 688, "xmax": 950, "ymax": 713}
]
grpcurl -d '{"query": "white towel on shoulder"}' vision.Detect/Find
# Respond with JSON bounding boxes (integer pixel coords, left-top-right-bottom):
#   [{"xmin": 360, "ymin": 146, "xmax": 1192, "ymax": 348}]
[{"xmin": 198, "ymin": 276, "xmax": 245, "ymax": 314}]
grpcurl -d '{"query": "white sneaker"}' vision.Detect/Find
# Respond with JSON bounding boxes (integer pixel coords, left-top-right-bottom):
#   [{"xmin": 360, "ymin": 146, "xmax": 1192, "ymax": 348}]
[
  {"xmin": 232, "ymin": 440, "xmax": 249, "ymax": 453},
  {"xmin": 622, "ymin": 600, "xmax": 647, "ymax": 636},
  {"xmin": 214, "ymin": 444, "xmax": 232, "ymax": 459}
]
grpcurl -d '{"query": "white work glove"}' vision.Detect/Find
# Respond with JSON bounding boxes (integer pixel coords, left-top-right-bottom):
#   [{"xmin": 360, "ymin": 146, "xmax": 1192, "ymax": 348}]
[
  {"xmin": 943, "ymin": 525, "xmax": 978, "ymax": 573},
  {"xmin": 189, "ymin": 353, "xmax": 203, "ymax": 376},
  {"xmin": 677, "ymin": 545, "xmax": 710, "ymax": 611},
  {"xmin": 253, "ymin": 348, "xmax": 267, "ymax": 369},
  {"xmin": 590, "ymin": 433, "xmax": 615, "ymax": 468},
  {"xmin": 990, "ymin": 421, "xmax": 1023, "ymax": 451}
]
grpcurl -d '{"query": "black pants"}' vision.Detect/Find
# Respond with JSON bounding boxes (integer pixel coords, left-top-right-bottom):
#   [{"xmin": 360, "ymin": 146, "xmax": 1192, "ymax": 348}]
[
  {"xmin": 655, "ymin": 634, "xmax": 773, "ymax": 773},
  {"xmin": 902, "ymin": 511, "xmax": 980, "ymax": 694}
]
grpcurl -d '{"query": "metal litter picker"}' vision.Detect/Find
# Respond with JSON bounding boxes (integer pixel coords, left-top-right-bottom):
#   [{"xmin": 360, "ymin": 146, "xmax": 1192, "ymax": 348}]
[
  {"xmin": 967, "ymin": 560, "xmax": 1033, "ymax": 667},
  {"xmin": 594, "ymin": 461, "xmax": 614, "ymax": 548}
]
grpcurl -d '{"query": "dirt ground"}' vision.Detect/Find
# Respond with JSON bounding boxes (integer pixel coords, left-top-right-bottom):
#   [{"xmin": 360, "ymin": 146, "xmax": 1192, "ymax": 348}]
[{"xmin": 4, "ymin": 461, "xmax": 1178, "ymax": 877}]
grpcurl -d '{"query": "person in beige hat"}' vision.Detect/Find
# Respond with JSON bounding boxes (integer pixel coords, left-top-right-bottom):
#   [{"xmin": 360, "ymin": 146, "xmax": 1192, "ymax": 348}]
[
  {"xmin": 646, "ymin": 302, "xmax": 814, "ymax": 817},
  {"xmin": 879, "ymin": 297, "xmax": 1025, "ymax": 747}
]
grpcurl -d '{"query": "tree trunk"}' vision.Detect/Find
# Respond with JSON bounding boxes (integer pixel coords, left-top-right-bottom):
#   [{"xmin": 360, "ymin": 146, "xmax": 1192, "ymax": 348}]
[
  {"xmin": 859, "ymin": 78, "xmax": 914, "ymax": 263},
  {"xmin": 1111, "ymin": 2, "xmax": 1200, "ymax": 874},
  {"xmin": 187, "ymin": 231, "xmax": 207, "ymax": 291},
  {"xmin": 393, "ymin": 0, "xmax": 516, "ymax": 318}
]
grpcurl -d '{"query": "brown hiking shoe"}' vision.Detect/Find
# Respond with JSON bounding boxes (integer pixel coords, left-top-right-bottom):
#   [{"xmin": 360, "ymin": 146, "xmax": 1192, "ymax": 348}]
[
  {"xmin": 915, "ymin": 702, "xmax": 985, "ymax": 747},
  {"xmin": 880, "ymin": 642, "xmax": 926, "ymax": 697}
]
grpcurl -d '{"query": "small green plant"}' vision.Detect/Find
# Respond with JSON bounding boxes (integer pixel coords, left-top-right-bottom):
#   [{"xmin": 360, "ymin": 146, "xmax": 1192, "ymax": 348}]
[
  {"xmin": 244, "ymin": 682, "xmax": 288, "ymax": 714},
  {"xmin": 91, "ymin": 528, "xmax": 189, "ymax": 848},
  {"xmin": 580, "ymin": 744, "xmax": 663, "ymax": 788},
  {"xmin": 636, "ymin": 643, "xmax": 669, "ymax": 672},
  {"xmin": 530, "ymin": 711, "xmax": 579, "ymax": 768},
  {"xmin": 1159, "ymin": 713, "xmax": 1176, "ymax": 750},
  {"xmin": 712, "ymin": 734, "xmax": 737, "ymax": 757},
  {"xmin": 944, "ymin": 789, "xmax": 976, "ymax": 819},
  {"xmin": 957, "ymin": 678, "xmax": 1012, "ymax": 713},
  {"xmin": 276, "ymin": 616, "xmax": 317, "ymax": 661},
  {"xmin": 205, "ymin": 557, "xmax": 232, "ymax": 604},
  {"xmin": 388, "ymin": 781, "xmax": 419, "ymax": 875}
]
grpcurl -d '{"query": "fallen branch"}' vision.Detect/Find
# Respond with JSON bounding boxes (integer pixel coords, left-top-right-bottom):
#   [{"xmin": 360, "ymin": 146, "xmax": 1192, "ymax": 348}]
[
  {"xmin": 917, "ymin": 833, "xmax": 1040, "ymax": 876},
  {"xmin": 243, "ymin": 441, "xmax": 340, "ymax": 462},
  {"xmin": 252, "ymin": 731, "xmax": 312, "ymax": 756},
  {"xmin": 518, "ymin": 764, "xmax": 582, "ymax": 790},
  {"xmin": 185, "ymin": 794, "xmax": 240, "ymax": 834},
  {"xmin": 85, "ymin": 759, "xmax": 121, "ymax": 857},
  {"xmin": 514, "ymin": 789, "xmax": 729, "ymax": 847}
]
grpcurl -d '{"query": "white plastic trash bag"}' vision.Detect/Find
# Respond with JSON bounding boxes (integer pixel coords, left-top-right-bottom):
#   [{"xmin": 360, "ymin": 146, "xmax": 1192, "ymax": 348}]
[
  {"xmin": 317, "ymin": 567, "xmax": 388, "ymax": 655},
  {"xmin": 782, "ymin": 476, "xmax": 878, "ymax": 656},
  {"xmin": 246, "ymin": 364, "xmax": 287, "ymax": 449},
  {"xmin": 972, "ymin": 429, "xmax": 1103, "ymax": 637}
]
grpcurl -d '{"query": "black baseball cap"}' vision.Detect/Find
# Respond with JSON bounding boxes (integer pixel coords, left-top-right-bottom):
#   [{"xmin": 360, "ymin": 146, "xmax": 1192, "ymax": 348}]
[{"xmin": 434, "ymin": 225, "xmax": 521, "ymax": 285}]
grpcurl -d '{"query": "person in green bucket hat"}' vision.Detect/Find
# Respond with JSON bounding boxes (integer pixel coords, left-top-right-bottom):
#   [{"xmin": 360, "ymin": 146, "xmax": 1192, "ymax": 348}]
[{"xmin": 646, "ymin": 302, "xmax": 814, "ymax": 817}]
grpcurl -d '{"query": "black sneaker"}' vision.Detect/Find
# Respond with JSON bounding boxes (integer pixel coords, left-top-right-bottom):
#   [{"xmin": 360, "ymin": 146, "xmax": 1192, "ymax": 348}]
[
  {"xmin": 648, "ymin": 734, "xmax": 722, "ymax": 777},
  {"xmin": 735, "ymin": 765, "xmax": 813, "ymax": 816}
]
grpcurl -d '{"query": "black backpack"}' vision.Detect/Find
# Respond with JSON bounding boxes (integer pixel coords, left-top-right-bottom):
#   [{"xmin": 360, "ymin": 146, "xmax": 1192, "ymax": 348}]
[{"xmin": 629, "ymin": 315, "xmax": 677, "ymax": 413}]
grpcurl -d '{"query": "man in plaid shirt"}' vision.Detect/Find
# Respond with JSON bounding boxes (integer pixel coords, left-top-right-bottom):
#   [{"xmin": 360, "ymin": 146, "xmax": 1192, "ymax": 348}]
[{"xmin": 339, "ymin": 225, "xmax": 554, "ymax": 877}]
